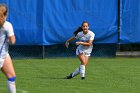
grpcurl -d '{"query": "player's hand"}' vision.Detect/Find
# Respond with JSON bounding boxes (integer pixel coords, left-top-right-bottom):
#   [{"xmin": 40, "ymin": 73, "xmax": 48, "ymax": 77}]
[
  {"xmin": 75, "ymin": 42, "xmax": 81, "ymax": 46},
  {"xmin": 65, "ymin": 41, "xmax": 69, "ymax": 48}
]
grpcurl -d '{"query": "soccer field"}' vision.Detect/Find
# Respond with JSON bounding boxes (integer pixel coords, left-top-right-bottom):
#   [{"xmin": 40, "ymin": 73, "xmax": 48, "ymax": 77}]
[{"xmin": 0, "ymin": 57, "xmax": 140, "ymax": 93}]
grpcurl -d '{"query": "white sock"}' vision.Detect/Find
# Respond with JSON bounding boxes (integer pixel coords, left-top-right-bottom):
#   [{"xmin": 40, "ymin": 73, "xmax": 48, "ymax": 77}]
[
  {"xmin": 7, "ymin": 81, "xmax": 16, "ymax": 93},
  {"xmin": 72, "ymin": 67, "xmax": 80, "ymax": 77},
  {"xmin": 80, "ymin": 65, "xmax": 85, "ymax": 77}
]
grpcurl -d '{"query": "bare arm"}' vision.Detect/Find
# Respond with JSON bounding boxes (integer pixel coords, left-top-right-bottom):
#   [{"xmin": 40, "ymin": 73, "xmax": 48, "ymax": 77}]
[
  {"xmin": 8, "ymin": 35, "xmax": 16, "ymax": 45},
  {"xmin": 66, "ymin": 36, "xmax": 76, "ymax": 42},
  {"xmin": 65, "ymin": 36, "xmax": 76, "ymax": 48},
  {"xmin": 76, "ymin": 40, "xmax": 93, "ymax": 46}
]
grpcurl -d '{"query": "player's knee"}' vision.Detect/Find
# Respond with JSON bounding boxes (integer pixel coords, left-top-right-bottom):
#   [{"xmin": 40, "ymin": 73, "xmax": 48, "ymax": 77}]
[
  {"xmin": 81, "ymin": 62, "xmax": 86, "ymax": 65},
  {"xmin": 82, "ymin": 61, "xmax": 88, "ymax": 65},
  {"xmin": 8, "ymin": 76, "xmax": 16, "ymax": 82}
]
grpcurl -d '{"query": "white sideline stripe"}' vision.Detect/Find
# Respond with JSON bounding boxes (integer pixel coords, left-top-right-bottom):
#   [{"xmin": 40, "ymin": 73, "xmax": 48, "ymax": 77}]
[{"xmin": 17, "ymin": 89, "xmax": 28, "ymax": 93}]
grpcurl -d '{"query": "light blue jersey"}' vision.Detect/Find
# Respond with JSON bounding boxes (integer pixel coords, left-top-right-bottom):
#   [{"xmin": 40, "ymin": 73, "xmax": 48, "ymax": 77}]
[
  {"xmin": 75, "ymin": 30, "xmax": 95, "ymax": 56},
  {"xmin": 0, "ymin": 21, "xmax": 14, "ymax": 68}
]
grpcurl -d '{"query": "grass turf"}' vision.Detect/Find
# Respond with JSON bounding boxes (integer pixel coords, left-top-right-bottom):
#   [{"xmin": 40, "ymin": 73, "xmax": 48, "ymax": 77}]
[{"xmin": 0, "ymin": 57, "xmax": 140, "ymax": 93}]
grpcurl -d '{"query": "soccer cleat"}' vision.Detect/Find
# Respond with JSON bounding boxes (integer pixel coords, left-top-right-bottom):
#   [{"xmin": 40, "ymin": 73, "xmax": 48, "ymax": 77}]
[
  {"xmin": 81, "ymin": 77, "xmax": 85, "ymax": 80},
  {"xmin": 66, "ymin": 73, "xmax": 73, "ymax": 79}
]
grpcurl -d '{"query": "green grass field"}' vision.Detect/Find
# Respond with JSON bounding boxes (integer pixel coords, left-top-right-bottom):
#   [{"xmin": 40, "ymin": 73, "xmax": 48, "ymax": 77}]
[{"xmin": 0, "ymin": 57, "xmax": 140, "ymax": 93}]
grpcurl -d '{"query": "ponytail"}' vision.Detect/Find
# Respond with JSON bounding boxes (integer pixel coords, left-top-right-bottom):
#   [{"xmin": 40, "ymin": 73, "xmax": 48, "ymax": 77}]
[{"xmin": 73, "ymin": 27, "xmax": 83, "ymax": 36}]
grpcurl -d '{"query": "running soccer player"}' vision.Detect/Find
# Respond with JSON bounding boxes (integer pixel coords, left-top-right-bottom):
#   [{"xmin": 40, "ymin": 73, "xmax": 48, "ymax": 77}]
[
  {"xmin": 0, "ymin": 3, "xmax": 16, "ymax": 93},
  {"xmin": 65, "ymin": 21, "xmax": 95, "ymax": 79}
]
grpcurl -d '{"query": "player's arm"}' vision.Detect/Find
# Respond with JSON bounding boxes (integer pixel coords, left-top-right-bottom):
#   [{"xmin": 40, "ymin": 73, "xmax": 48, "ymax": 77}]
[
  {"xmin": 76, "ymin": 32, "xmax": 95, "ymax": 46},
  {"xmin": 7, "ymin": 23, "xmax": 16, "ymax": 45},
  {"xmin": 65, "ymin": 36, "xmax": 76, "ymax": 48},
  {"xmin": 76, "ymin": 40, "xmax": 93, "ymax": 46},
  {"xmin": 8, "ymin": 35, "xmax": 16, "ymax": 45},
  {"xmin": 76, "ymin": 33, "xmax": 95, "ymax": 46}
]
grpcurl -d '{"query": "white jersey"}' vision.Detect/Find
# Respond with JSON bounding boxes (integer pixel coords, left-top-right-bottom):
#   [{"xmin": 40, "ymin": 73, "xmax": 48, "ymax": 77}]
[
  {"xmin": 0, "ymin": 21, "xmax": 14, "ymax": 62},
  {"xmin": 75, "ymin": 30, "xmax": 95, "ymax": 56}
]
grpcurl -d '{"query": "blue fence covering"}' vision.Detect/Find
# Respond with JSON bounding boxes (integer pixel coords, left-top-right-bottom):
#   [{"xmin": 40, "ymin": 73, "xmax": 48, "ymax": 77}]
[
  {"xmin": 1, "ymin": 0, "xmax": 118, "ymax": 45},
  {"xmin": 120, "ymin": 0, "xmax": 140, "ymax": 44}
]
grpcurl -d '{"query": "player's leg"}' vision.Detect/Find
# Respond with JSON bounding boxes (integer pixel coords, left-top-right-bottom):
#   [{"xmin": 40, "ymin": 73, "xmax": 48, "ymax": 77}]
[
  {"xmin": 1, "ymin": 53, "xmax": 16, "ymax": 93},
  {"xmin": 66, "ymin": 54, "xmax": 89, "ymax": 79},
  {"xmin": 77, "ymin": 53, "xmax": 87, "ymax": 79},
  {"xmin": 66, "ymin": 50, "xmax": 89, "ymax": 79},
  {"xmin": 66, "ymin": 67, "xmax": 80, "ymax": 79},
  {"xmin": 78, "ymin": 53, "xmax": 90, "ymax": 79},
  {"xmin": 78, "ymin": 53, "xmax": 90, "ymax": 65},
  {"xmin": 84, "ymin": 56, "xmax": 90, "ymax": 66}
]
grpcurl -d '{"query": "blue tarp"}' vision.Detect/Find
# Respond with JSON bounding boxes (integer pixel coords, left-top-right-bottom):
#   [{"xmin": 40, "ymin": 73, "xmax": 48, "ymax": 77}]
[
  {"xmin": 1, "ymin": 0, "xmax": 118, "ymax": 45},
  {"xmin": 120, "ymin": 0, "xmax": 140, "ymax": 43}
]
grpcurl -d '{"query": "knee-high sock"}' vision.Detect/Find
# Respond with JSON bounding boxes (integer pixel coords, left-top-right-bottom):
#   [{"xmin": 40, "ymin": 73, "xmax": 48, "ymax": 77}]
[
  {"xmin": 7, "ymin": 80, "xmax": 16, "ymax": 93},
  {"xmin": 72, "ymin": 67, "xmax": 80, "ymax": 77},
  {"xmin": 80, "ymin": 65, "xmax": 85, "ymax": 77}
]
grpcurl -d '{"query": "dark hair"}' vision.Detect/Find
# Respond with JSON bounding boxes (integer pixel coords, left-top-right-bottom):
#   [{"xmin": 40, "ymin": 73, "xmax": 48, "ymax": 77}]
[
  {"xmin": 81, "ymin": 21, "xmax": 89, "ymax": 26},
  {"xmin": 0, "ymin": 3, "xmax": 8, "ymax": 16},
  {"xmin": 0, "ymin": 3, "xmax": 8, "ymax": 27},
  {"xmin": 73, "ymin": 27, "xmax": 83, "ymax": 36},
  {"xmin": 73, "ymin": 21, "xmax": 89, "ymax": 36}
]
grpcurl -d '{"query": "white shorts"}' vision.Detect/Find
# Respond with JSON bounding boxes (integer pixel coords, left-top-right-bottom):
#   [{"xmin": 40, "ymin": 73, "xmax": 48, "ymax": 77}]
[
  {"xmin": 0, "ymin": 53, "xmax": 8, "ymax": 69},
  {"xmin": 76, "ymin": 48, "xmax": 91, "ymax": 56},
  {"xmin": 0, "ymin": 58, "xmax": 5, "ymax": 69}
]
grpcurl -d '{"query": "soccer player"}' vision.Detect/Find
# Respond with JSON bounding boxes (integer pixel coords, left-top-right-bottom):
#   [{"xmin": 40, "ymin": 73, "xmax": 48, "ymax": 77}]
[
  {"xmin": 0, "ymin": 3, "xmax": 16, "ymax": 93},
  {"xmin": 65, "ymin": 21, "xmax": 95, "ymax": 79}
]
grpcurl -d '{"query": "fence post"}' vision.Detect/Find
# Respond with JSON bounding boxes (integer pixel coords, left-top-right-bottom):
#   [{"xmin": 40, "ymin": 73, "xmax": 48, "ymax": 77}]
[
  {"xmin": 42, "ymin": 45, "xmax": 45, "ymax": 59},
  {"xmin": 118, "ymin": 0, "xmax": 121, "ymax": 51}
]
